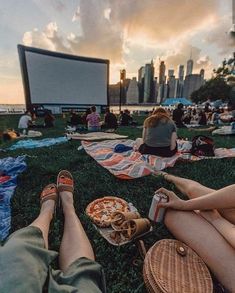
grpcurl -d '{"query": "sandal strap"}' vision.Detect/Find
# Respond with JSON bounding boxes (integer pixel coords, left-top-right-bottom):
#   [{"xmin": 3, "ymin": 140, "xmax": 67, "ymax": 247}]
[
  {"xmin": 40, "ymin": 185, "xmax": 57, "ymax": 205},
  {"xmin": 58, "ymin": 177, "xmax": 73, "ymax": 186},
  {"xmin": 41, "ymin": 186, "xmax": 57, "ymax": 197}
]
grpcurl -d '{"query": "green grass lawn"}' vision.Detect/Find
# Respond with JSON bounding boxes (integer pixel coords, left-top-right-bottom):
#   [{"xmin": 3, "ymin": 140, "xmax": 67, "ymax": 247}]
[{"xmin": 1, "ymin": 114, "xmax": 235, "ymax": 292}]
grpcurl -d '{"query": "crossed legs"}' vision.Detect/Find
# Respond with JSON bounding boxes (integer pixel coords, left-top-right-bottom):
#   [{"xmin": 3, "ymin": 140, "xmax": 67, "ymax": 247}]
[
  {"xmin": 164, "ymin": 210, "xmax": 235, "ymax": 292},
  {"xmin": 165, "ymin": 174, "xmax": 235, "ymax": 224},
  {"xmin": 163, "ymin": 174, "xmax": 235, "ymax": 291}
]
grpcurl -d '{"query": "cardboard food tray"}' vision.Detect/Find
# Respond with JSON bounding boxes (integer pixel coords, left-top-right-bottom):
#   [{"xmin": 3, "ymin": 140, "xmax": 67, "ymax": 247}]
[
  {"xmin": 93, "ymin": 203, "xmax": 153, "ymax": 246},
  {"xmin": 94, "ymin": 225, "xmax": 153, "ymax": 246}
]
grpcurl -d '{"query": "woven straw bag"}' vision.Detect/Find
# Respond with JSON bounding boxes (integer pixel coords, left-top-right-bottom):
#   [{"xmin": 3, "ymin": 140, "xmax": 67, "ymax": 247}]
[{"xmin": 143, "ymin": 239, "xmax": 213, "ymax": 293}]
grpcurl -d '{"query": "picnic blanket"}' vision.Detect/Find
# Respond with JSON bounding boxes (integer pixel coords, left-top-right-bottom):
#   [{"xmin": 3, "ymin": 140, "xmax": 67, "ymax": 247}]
[
  {"xmin": 81, "ymin": 139, "xmax": 235, "ymax": 179},
  {"xmin": 8, "ymin": 137, "xmax": 68, "ymax": 150},
  {"xmin": 67, "ymin": 132, "xmax": 128, "ymax": 141},
  {"xmin": 0, "ymin": 156, "xmax": 27, "ymax": 240},
  {"xmin": 212, "ymin": 126, "xmax": 235, "ymax": 136}
]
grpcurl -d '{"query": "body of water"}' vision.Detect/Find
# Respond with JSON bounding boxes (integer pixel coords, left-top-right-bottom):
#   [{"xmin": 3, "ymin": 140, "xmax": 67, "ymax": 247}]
[
  {"xmin": 0, "ymin": 104, "xmax": 172, "ymax": 115},
  {"xmin": 0, "ymin": 104, "xmax": 25, "ymax": 114}
]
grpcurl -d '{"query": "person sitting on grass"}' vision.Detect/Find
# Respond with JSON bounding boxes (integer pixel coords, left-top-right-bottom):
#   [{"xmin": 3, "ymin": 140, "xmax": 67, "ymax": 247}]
[
  {"xmin": 198, "ymin": 109, "xmax": 207, "ymax": 125},
  {"xmin": 138, "ymin": 107, "xmax": 177, "ymax": 157},
  {"xmin": 172, "ymin": 103, "xmax": 186, "ymax": 128},
  {"xmin": 119, "ymin": 109, "xmax": 133, "ymax": 126},
  {"xmin": 157, "ymin": 174, "xmax": 235, "ymax": 292},
  {"xmin": 44, "ymin": 110, "xmax": 55, "ymax": 128},
  {"xmin": 0, "ymin": 170, "xmax": 106, "ymax": 293},
  {"xmin": 102, "ymin": 108, "xmax": 118, "ymax": 130},
  {"xmin": 18, "ymin": 110, "xmax": 32, "ymax": 134},
  {"xmin": 86, "ymin": 106, "xmax": 101, "ymax": 131}
]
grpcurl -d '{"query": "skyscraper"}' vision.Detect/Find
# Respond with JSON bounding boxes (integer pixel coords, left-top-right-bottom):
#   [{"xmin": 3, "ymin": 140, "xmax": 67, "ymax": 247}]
[
  {"xmin": 177, "ymin": 65, "xmax": 184, "ymax": 98},
  {"xmin": 143, "ymin": 60, "xmax": 155, "ymax": 103},
  {"xmin": 159, "ymin": 61, "xmax": 166, "ymax": 85},
  {"xmin": 168, "ymin": 75, "xmax": 177, "ymax": 98},
  {"xmin": 200, "ymin": 68, "xmax": 205, "ymax": 79},
  {"xmin": 138, "ymin": 66, "xmax": 145, "ymax": 82},
  {"xmin": 168, "ymin": 69, "xmax": 174, "ymax": 77},
  {"xmin": 183, "ymin": 74, "xmax": 203, "ymax": 99},
  {"xmin": 186, "ymin": 59, "xmax": 193, "ymax": 76},
  {"xmin": 120, "ymin": 69, "xmax": 126, "ymax": 80},
  {"xmin": 138, "ymin": 66, "xmax": 145, "ymax": 103},
  {"xmin": 126, "ymin": 77, "xmax": 139, "ymax": 104},
  {"xmin": 178, "ymin": 65, "xmax": 184, "ymax": 81}
]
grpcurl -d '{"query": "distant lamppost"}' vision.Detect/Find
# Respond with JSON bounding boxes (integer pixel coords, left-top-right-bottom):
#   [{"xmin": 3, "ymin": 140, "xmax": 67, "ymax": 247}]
[{"xmin": 119, "ymin": 69, "xmax": 125, "ymax": 113}]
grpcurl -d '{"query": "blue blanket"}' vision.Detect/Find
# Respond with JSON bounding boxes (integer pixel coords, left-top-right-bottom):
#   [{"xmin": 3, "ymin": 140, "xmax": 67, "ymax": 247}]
[
  {"xmin": 0, "ymin": 156, "xmax": 27, "ymax": 240},
  {"xmin": 8, "ymin": 137, "xmax": 68, "ymax": 150}
]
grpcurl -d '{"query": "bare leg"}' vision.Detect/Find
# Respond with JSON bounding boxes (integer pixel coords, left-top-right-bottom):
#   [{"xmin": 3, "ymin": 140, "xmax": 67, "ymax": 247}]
[
  {"xmin": 165, "ymin": 209, "xmax": 235, "ymax": 292},
  {"xmin": 59, "ymin": 191, "xmax": 95, "ymax": 272},
  {"xmin": 29, "ymin": 200, "xmax": 55, "ymax": 249},
  {"xmin": 164, "ymin": 174, "xmax": 235, "ymax": 224},
  {"xmin": 165, "ymin": 174, "xmax": 214, "ymax": 198}
]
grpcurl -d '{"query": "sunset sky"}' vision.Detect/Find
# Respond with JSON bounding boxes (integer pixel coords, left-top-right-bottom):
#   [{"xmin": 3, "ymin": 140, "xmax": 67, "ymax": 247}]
[{"xmin": 0, "ymin": 0, "xmax": 234, "ymax": 104}]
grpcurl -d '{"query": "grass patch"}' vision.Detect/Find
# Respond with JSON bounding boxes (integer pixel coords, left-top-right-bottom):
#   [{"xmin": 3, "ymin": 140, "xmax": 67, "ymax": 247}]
[{"xmin": 1, "ymin": 114, "xmax": 235, "ymax": 292}]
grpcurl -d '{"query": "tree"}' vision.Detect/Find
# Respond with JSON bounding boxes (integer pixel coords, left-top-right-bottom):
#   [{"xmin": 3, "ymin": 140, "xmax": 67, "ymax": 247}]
[
  {"xmin": 191, "ymin": 77, "xmax": 231, "ymax": 103},
  {"xmin": 191, "ymin": 53, "xmax": 235, "ymax": 103}
]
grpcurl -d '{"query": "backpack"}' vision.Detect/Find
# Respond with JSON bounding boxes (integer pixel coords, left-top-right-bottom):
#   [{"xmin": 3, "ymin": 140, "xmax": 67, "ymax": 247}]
[{"xmin": 191, "ymin": 135, "xmax": 215, "ymax": 157}]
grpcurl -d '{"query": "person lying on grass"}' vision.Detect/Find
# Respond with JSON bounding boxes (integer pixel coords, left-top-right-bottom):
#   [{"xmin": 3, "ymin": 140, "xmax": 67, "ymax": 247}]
[
  {"xmin": 157, "ymin": 175, "xmax": 235, "ymax": 292},
  {"xmin": 0, "ymin": 170, "xmax": 106, "ymax": 293}
]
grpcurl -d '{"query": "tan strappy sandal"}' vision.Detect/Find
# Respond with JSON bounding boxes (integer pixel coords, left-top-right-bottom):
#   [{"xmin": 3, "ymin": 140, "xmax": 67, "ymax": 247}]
[
  {"xmin": 40, "ymin": 183, "xmax": 58, "ymax": 206},
  {"xmin": 57, "ymin": 170, "xmax": 74, "ymax": 193}
]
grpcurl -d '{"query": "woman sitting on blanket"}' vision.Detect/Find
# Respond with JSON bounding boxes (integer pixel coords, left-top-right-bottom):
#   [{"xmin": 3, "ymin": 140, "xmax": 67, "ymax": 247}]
[
  {"xmin": 86, "ymin": 106, "xmax": 101, "ymax": 132},
  {"xmin": 158, "ymin": 174, "xmax": 235, "ymax": 292},
  {"xmin": 138, "ymin": 108, "xmax": 177, "ymax": 157}
]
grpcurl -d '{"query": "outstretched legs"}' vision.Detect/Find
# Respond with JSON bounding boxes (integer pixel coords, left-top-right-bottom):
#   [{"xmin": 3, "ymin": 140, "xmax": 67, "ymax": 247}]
[
  {"xmin": 30, "ymin": 199, "xmax": 55, "ymax": 249},
  {"xmin": 164, "ymin": 174, "xmax": 235, "ymax": 224},
  {"xmin": 59, "ymin": 190, "xmax": 95, "ymax": 272}
]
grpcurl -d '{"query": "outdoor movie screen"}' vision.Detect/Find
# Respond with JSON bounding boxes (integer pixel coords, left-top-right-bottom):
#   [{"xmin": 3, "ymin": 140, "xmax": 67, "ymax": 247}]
[{"xmin": 18, "ymin": 45, "xmax": 109, "ymax": 107}]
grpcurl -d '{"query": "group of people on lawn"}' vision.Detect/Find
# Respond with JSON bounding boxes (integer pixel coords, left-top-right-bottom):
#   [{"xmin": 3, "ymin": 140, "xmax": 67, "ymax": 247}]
[{"xmin": 3, "ymin": 105, "xmax": 234, "ymax": 292}]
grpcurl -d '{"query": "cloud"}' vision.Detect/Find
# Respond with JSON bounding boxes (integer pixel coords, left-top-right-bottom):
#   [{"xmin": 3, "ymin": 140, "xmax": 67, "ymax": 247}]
[
  {"xmin": 109, "ymin": 0, "xmax": 219, "ymax": 44},
  {"xmin": 49, "ymin": 0, "xmax": 66, "ymax": 11},
  {"xmin": 205, "ymin": 15, "xmax": 235, "ymax": 56},
  {"xmin": 67, "ymin": 0, "xmax": 123, "ymax": 62},
  {"xmin": 159, "ymin": 43, "xmax": 213, "ymax": 78},
  {"xmin": 21, "ymin": 0, "xmax": 229, "ymax": 82},
  {"xmin": 72, "ymin": 6, "xmax": 80, "ymax": 22},
  {"xmin": 23, "ymin": 22, "xmax": 68, "ymax": 52}
]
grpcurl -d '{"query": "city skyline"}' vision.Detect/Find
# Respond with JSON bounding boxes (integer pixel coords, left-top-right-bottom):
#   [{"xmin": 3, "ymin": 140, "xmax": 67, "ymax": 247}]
[{"xmin": 0, "ymin": 0, "xmax": 234, "ymax": 104}]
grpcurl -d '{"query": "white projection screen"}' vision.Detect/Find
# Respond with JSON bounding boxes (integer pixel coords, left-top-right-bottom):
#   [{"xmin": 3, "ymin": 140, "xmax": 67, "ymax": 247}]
[{"xmin": 18, "ymin": 45, "xmax": 109, "ymax": 112}]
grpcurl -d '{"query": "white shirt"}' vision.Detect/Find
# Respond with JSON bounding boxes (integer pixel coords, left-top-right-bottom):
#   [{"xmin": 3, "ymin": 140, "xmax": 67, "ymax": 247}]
[{"xmin": 18, "ymin": 114, "xmax": 32, "ymax": 129}]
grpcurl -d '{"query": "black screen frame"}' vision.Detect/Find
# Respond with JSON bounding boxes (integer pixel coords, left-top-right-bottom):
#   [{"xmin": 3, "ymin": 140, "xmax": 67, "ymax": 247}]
[{"xmin": 17, "ymin": 44, "xmax": 110, "ymax": 110}]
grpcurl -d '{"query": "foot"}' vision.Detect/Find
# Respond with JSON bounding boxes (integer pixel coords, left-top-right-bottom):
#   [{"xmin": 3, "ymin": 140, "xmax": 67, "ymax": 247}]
[
  {"xmin": 57, "ymin": 170, "xmax": 74, "ymax": 193},
  {"xmin": 154, "ymin": 171, "xmax": 168, "ymax": 179},
  {"xmin": 57, "ymin": 170, "xmax": 75, "ymax": 214},
  {"xmin": 40, "ymin": 199, "xmax": 56, "ymax": 218},
  {"xmin": 60, "ymin": 190, "xmax": 75, "ymax": 214},
  {"xmin": 40, "ymin": 184, "xmax": 58, "ymax": 218}
]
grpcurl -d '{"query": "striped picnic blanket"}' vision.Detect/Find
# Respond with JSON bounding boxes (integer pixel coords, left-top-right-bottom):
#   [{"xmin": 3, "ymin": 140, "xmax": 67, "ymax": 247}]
[{"xmin": 81, "ymin": 139, "xmax": 235, "ymax": 180}]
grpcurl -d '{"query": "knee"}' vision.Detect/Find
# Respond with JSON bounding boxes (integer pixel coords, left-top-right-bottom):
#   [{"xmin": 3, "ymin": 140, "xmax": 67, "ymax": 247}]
[
  {"xmin": 185, "ymin": 181, "xmax": 200, "ymax": 197},
  {"xmin": 164, "ymin": 209, "xmax": 180, "ymax": 228},
  {"xmin": 164, "ymin": 209, "xmax": 193, "ymax": 231}
]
